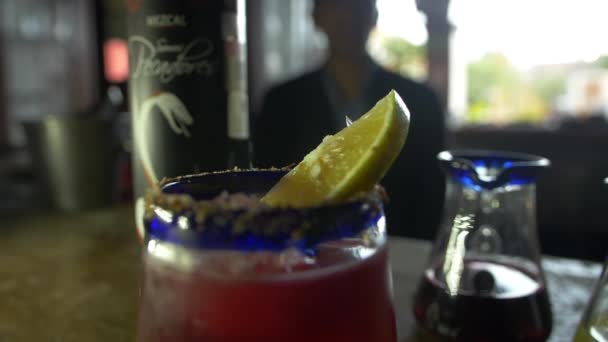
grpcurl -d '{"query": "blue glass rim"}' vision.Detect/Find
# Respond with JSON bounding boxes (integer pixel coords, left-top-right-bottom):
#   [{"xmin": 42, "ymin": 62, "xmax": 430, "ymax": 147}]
[
  {"xmin": 144, "ymin": 169, "xmax": 385, "ymax": 255},
  {"xmin": 438, "ymin": 149, "xmax": 550, "ymax": 189}
]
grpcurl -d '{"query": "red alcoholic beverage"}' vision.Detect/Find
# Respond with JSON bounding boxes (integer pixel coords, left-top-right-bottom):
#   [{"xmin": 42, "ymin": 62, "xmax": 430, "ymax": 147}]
[{"xmin": 136, "ymin": 170, "xmax": 397, "ymax": 341}]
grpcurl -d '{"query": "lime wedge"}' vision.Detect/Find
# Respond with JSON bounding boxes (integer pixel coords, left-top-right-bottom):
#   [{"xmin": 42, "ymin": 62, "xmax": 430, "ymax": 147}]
[{"xmin": 261, "ymin": 90, "xmax": 410, "ymax": 207}]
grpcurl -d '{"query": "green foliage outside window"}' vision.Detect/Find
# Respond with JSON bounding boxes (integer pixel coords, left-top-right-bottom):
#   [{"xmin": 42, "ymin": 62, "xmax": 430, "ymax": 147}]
[
  {"xmin": 467, "ymin": 53, "xmax": 551, "ymax": 125},
  {"xmin": 373, "ymin": 36, "xmax": 608, "ymax": 125}
]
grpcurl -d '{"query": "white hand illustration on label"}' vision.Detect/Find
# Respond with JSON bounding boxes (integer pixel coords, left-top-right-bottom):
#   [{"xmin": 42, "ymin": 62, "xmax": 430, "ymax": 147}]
[{"xmin": 136, "ymin": 92, "xmax": 194, "ymax": 185}]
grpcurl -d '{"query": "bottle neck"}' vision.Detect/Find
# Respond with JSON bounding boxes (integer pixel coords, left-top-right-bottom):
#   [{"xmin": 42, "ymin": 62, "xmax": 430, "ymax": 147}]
[
  {"xmin": 222, "ymin": 1, "xmax": 249, "ymax": 141},
  {"xmin": 223, "ymin": 0, "xmax": 251, "ymax": 168}
]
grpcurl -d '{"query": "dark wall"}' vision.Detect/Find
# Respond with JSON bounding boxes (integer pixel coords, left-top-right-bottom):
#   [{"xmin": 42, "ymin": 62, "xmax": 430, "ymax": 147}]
[{"xmin": 0, "ymin": 35, "xmax": 6, "ymax": 150}]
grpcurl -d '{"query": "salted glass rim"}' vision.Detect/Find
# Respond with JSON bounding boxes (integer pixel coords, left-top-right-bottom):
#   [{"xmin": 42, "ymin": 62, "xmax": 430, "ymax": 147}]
[{"xmin": 143, "ymin": 169, "xmax": 386, "ymax": 255}]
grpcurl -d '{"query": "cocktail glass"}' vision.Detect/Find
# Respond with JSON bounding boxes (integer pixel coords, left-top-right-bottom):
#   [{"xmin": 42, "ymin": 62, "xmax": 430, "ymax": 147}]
[{"xmin": 136, "ymin": 169, "xmax": 397, "ymax": 341}]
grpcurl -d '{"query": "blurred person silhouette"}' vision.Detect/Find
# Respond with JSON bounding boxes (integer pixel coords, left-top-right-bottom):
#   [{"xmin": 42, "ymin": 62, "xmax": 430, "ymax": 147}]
[{"xmin": 254, "ymin": 0, "xmax": 445, "ymax": 239}]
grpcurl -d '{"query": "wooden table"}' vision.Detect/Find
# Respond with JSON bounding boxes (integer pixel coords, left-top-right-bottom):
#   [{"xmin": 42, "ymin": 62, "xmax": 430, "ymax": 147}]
[{"xmin": 0, "ymin": 206, "xmax": 602, "ymax": 341}]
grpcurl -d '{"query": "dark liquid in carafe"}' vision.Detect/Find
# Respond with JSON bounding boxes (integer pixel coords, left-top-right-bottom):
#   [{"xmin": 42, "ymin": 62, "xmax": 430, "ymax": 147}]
[{"xmin": 413, "ymin": 259, "xmax": 552, "ymax": 342}]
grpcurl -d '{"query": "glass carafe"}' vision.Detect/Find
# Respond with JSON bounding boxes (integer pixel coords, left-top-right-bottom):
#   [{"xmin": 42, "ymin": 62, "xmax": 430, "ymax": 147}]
[
  {"xmin": 574, "ymin": 177, "xmax": 608, "ymax": 342},
  {"xmin": 413, "ymin": 150, "xmax": 553, "ymax": 342},
  {"xmin": 575, "ymin": 258, "xmax": 608, "ymax": 342}
]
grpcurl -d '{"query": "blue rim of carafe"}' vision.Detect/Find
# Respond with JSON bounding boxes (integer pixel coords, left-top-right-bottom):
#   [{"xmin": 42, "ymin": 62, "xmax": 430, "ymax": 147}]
[
  {"xmin": 143, "ymin": 169, "xmax": 385, "ymax": 256},
  {"xmin": 438, "ymin": 150, "xmax": 550, "ymax": 190}
]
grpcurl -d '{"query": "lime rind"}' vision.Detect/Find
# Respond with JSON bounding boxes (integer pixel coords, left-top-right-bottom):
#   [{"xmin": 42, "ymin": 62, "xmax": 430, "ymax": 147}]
[
  {"xmin": 262, "ymin": 90, "xmax": 410, "ymax": 207},
  {"xmin": 327, "ymin": 90, "xmax": 409, "ymax": 202}
]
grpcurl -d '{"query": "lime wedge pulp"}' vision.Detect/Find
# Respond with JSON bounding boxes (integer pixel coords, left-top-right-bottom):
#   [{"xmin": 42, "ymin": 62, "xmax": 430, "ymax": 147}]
[{"xmin": 261, "ymin": 90, "xmax": 410, "ymax": 207}]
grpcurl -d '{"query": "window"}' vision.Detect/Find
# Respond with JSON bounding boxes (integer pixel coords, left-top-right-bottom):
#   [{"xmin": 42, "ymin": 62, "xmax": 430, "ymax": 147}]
[
  {"xmin": 372, "ymin": 0, "xmax": 608, "ymax": 126},
  {"xmin": 369, "ymin": 0, "xmax": 428, "ymax": 81}
]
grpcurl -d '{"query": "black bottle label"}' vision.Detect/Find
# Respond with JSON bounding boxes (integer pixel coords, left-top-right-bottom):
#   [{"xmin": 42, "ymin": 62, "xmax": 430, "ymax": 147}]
[
  {"xmin": 128, "ymin": 0, "xmax": 230, "ymax": 185},
  {"xmin": 128, "ymin": 1, "xmax": 238, "ymax": 235}
]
